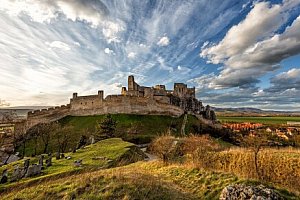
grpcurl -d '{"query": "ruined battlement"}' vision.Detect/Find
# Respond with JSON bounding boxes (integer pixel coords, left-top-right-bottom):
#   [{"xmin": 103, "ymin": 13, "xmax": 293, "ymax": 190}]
[
  {"xmin": 26, "ymin": 75, "xmax": 215, "ymax": 128},
  {"xmin": 28, "ymin": 104, "xmax": 71, "ymax": 117},
  {"xmin": 27, "ymin": 104, "xmax": 71, "ymax": 127}
]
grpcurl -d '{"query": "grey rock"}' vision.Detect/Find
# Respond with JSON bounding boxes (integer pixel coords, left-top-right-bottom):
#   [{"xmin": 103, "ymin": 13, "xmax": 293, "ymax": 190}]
[
  {"xmin": 25, "ymin": 164, "xmax": 42, "ymax": 177},
  {"xmin": 39, "ymin": 155, "xmax": 44, "ymax": 166},
  {"xmin": 0, "ymin": 169, "xmax": 8, "ymax": 184},
  {"xmin": 220, "ymin": 184, "xmax": 284, "ymax": 200},
  {"xmin": 56, "ymin": 152, "xmax": 60, "ymax": 160},
  {"xmin": 74, "ymin": 159, "xmax": 82, "ymax": 167},
  {"xmin": 46, "ymin": 154, "xmax": 52, "ymax": 167},
  {"xmin": 11, "ymin": 165, "xmax": 23, "ymax": 182},
  {"xmin": 24, "ymin": 159, "xmax": 30, "ymax": 169},
  {"xmin": 66, "ymin": 156, "xmax": 72, "ymax": 160}
]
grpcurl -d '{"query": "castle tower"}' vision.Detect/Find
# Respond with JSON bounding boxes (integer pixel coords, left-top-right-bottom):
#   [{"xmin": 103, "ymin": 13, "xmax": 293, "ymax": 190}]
[
  {"xmin": 73, "ymin": 93, "xmax": 78, "ymax": 99},
  {"xmin": 128, "ymin": 75, "xmax": 135, "ymax": 91},
  {"xmin": 98, "ymin": 90, "xmax": 104, "ymax": 100},
  {"xmin": 173, "ymin": 83, "xmax": 187, "ymax": 98}
]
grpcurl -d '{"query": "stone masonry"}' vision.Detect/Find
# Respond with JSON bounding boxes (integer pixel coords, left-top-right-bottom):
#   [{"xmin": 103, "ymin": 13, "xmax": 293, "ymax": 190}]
[{"xmin": 26, "ymin": 76, "xmax": 214, "ymax": 128}]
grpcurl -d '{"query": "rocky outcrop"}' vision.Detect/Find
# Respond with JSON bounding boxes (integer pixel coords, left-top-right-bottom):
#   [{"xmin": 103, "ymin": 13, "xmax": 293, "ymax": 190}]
[{"xmin": 220, "ymin": 184, "xmax": 284, "ymax": 200}]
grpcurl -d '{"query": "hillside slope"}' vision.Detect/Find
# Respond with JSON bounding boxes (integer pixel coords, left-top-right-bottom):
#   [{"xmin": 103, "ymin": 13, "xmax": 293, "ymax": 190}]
[
  {"xmin": 1, "ymin": 138, "xmax": 145, "ymax": 193},
  {"xmin": 2, "ymin": 161, "xmax": 297, "ymax": 200},
  {"xmin": 21, "ymin": 114, "xmax": 202, "ymax": 156}
]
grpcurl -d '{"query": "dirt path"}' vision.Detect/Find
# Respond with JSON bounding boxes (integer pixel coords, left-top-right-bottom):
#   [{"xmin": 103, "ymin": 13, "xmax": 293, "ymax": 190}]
[{"xmin": 141, "ymin": 147, "xmax": 158, "ymax": 161}]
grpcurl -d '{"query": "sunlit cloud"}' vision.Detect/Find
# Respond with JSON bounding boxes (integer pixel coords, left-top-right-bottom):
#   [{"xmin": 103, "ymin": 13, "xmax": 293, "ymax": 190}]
[{"xmin": 0, "ymin": 0, "xmax": 299, "ymax": 110}]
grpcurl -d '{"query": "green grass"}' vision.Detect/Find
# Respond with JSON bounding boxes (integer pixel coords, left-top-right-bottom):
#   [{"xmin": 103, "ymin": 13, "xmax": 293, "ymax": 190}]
[
  {"xmin": 20, "ymin": 114, "xmax": 202, "ymax": 156},
  {"xmin": 2, "ymin": 161, "xmax": 297, "ymax": 200},
  {"xmin": 218, "ymin": 116, "xmax": 300, "ymax": 125},
  {"xmin": 0, "ymin": 138, "xmax": 144, "ymax": 193}
]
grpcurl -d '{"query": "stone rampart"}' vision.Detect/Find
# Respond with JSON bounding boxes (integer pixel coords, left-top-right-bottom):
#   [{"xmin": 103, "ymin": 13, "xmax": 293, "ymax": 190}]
[
  {"xmin": 26, "ymin": 95, "xmax": 184, "ymax": 129},
  {"xmin": 27, "ymin": 104, "xmax": 71, "ymax": 128},
  {"xmin": 24, "ymin": 75, "xmax": 209, "ymax": 129},
  {"xmin": 70, "ymin": 95, "xmax": 183, "ymax": 116}
]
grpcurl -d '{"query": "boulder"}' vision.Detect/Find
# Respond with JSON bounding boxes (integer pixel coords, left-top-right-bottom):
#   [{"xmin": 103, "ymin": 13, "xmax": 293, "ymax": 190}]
[
  {"xmin": 11, "ymin": 165, "xmax": 23, "ymax": 182},
  {"xmin": 39, "ymin": 155, "xmax": 44, "ymax": 166},
  {"xmin": 25, "ymin": 164, "xmax": 42, "ymax": 177},
  {"xmin": 0, "ymin": 169, "xmax": 8, "ymax": 184},
  {"xmin": 46, "ymin": 154, "xmax": 52, "ymax": 167},
  {"xmin": 220, "ymin": 184, "xmax": 284, "ymax": 200}
]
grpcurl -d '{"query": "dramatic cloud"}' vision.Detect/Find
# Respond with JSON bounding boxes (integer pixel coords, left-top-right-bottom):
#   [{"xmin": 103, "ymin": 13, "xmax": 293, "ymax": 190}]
[
  {"xmin": 157, "ymin": 36, "xmax": 170, "ymax": 46},
  {"xmin": 0, "ymin": 0, "xmax": 300, "ymax": 110},
  {"xmin": 267, "ymin": 68, "xmax": 300, "ymax": 92},
  {"xmin": 0, "ymin": 0, "xmax": 124, "ymax": 43},
  {"xmin": 200, "ymin": 0, "xmax": 300, "ymax": 89},
  {"xmin": 201, "ymin": 0, "xmax": 299, "ymax": 64}
]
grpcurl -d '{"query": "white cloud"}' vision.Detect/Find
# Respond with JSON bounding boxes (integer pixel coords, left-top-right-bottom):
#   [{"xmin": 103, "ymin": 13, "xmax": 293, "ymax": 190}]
[
  {"xmin": 266, "ymin": 68, "xmax": 300, "ymax": 92},
  {"xmin": 0, "ymin": 0, "xmax": 125, "ymax": 44},
  {"xmin": 0, "ymin": 0, "xmax": 58, "ymax": 23},
  {"xmin": 0, "ymin": 99, "xmax": 10, "ymax": 107},
  {"xmin": 102, "ymin": 21, "xmax": 125, "ymax": 43},
  {"xmin": 157, "ymin": 36, "xmax": 170, "ymax": 46},
  {"xmin": 46, "ymin": 41, "xmax": 70, "ymax": 51},
  {"xmin": 201, "ymin": 0, "xmax": 299, "ymax": 64},
  {"xmin": 177, "ymin": 65, "xmax": 191, "ymax": 74},
  {"xmin": 157, "ymin": 56, "xmax": 173, "ymax": 72},
  {"xmin": 199, "ymin": 0, "xmax": 300, "ymax": 89},
  {"xmin": 276, "ymin": 68, "xmax": 300, "ymax": 80},
  {"xmin": 73, "ymin": 42, "xmax": 81, "ymax": 47},
  {"xmin": 127, "ymin": 52, "xmax": 136, "ymax": 59},
  {"xmin": 104, "ymin": 47, "xmax": 114, "ymax": 55}
]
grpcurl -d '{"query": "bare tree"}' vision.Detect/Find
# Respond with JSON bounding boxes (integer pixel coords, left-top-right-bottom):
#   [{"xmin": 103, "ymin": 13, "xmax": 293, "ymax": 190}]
[
  {"xmin": 41, "ymin": 123, "xmax": 56, "ymax": 154},
  {"xmin": 13, "ymin": 121, "xmax": 29, "ymax": 157},
  {"xmin": 54, "ymin": 125, "xmax": 73, "ymax": 153},
  {"xmin": 243, "ymin": 133, "xmax": 269, "ymax": 179}
]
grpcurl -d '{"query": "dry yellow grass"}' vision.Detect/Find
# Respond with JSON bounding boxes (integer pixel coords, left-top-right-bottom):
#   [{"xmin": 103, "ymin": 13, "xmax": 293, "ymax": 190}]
[
  {"xmin": 1, "ymin": 161, "xmax": 245, "ymax": 200},
  {"xmin": 193, "ymin": 147, "xmax": 300, "ymax": 193}
]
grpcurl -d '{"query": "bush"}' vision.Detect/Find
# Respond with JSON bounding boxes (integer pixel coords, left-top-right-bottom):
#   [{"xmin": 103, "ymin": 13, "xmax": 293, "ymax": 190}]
[
  {"xmin": 149, "ymin": 135, "xmax": 222, "ymax": 163},
  {"xmin": 148, "ymin": 135, "xmax": 177, "ymax": 163}
]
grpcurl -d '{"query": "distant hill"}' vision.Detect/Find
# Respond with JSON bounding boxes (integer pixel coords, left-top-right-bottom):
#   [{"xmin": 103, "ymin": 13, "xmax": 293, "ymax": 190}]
[
  {"xmin": 0, "ymin": 106, "xmax": 51, "ymax": 110},
  {"xmin": 213, "ymin": 107, "xmax": 300, "ymax": 116},
  {"xmin": 0, "ymin": 106, "xmax": 52, "ymax": 118}
]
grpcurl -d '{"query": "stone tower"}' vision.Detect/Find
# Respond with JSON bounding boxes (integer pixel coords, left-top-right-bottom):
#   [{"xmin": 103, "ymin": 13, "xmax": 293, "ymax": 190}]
[{"xmin": 128, "ymin": 75, "xmax": 135, "ymax": 91}]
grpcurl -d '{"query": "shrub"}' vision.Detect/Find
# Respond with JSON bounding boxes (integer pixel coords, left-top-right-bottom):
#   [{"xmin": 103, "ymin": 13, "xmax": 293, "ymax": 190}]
[
  {"xmin": 148, "ymin": 135, "xmax": 177, "ymax": 163},
  {"xmin": 149, "ymin": 135, "xmax": 222, "ymax": 163}
]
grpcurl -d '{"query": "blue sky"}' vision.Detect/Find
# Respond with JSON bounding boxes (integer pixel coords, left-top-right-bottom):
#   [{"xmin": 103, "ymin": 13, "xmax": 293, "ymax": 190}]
[{"xmin": 0, "ymin": 0, "xmax": 300, "ymax": 110}]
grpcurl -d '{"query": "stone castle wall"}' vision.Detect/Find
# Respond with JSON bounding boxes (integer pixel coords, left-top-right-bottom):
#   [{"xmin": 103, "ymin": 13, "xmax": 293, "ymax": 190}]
[
  {"xmin": 26, "ymin": 94, "xmax": 183, "ymax": 128},
  {"xmin": 25, "ymin": 75, "xmax": 212, "ymax": 129},
  {"xmin": 27, "ymin": 104, "xmax": 71, "ymax": 128},
  {"xmin": 70, "ymin": 95, "xmax": 183, "ymax": 116}
]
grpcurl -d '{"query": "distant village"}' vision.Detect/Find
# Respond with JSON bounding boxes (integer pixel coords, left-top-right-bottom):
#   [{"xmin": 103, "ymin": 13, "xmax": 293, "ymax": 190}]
[{"xmin": 223, "ymin": 122, "xmax": 300, "ymax": 141}]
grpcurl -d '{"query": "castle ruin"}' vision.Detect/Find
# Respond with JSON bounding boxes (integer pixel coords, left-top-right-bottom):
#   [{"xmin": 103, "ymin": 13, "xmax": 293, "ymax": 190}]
[{"xmin": 26, "ymin": 76, "xmax": 215, "ymax": 128}]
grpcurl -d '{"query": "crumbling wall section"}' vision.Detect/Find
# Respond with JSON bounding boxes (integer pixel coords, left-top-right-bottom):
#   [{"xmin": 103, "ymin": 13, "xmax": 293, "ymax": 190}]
[{"xmin": 27, "ymin": 104, "xmax": 71, "ymax": 128}]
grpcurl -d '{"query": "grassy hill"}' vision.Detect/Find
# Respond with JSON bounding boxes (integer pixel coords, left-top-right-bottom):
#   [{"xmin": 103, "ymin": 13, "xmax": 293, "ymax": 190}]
[
  {"xmin": 0, "ymin": 138, "xmax": 145, "ymax": 193},
  {"xmin": 21, "ymin": 114, "xmax": 202, "ymax": 156},
  {"xmin": 1, "ymin": 161, "xmax": 296, "ymax": 200}
]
